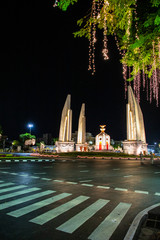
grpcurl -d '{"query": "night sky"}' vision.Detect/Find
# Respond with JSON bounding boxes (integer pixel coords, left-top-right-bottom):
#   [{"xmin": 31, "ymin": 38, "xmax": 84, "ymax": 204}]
[{"xmin": 1, "ymin": 0, "xmax": 160, "ymax": 144}]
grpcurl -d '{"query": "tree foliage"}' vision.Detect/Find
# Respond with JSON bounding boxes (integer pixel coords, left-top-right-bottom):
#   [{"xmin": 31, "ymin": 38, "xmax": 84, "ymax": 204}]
[{"xmin": 55, "ymin": 0, "xmax": 160, "ymax": 103}]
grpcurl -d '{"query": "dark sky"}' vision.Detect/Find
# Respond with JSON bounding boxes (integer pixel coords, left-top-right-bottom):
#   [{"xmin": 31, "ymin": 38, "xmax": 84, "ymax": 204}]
[{"xmin": 1, "ymin": 0, "xmax": 160, "ymax": 144}]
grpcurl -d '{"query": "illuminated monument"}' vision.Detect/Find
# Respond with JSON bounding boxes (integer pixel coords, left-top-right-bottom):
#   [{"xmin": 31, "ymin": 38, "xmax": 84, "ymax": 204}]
[
  {"xmin": 76, "ymin": 103, "xmax": 88, "ymax": 151},
  {"xmin": 123, "ymin": 86, "xmax": 148, "ymax": 155},
  {"xmin": 56, "ymin": 94, "xmax": 75, "ymax": 152},
  {"xmin": 95, "ymin": 125, "xmax": 113, "ymax": 151}
]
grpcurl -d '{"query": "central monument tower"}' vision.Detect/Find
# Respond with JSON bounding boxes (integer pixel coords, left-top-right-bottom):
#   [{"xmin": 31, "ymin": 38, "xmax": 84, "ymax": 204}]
[
  {"xmin": 123, "ymin": 86, "xmax": 148, "ymax": 155},
  {"xmin": 56, "ymin": 94, "xmax": 75, "ymax": 152}
]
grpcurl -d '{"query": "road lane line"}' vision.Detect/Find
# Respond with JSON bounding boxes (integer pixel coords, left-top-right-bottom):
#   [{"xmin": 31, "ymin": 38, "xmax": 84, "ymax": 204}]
[
  {"xmin": 29, "ymin": 195, "xmax": 90, "ymax": 225},
  {"xmin": 0, "ymin": 187, "xmax": 41, "ymax": 200},
  {"xmin": 53, "ymin": 180, "xmax": 64, "ymax": 183},
  {"xmin": 124, "ymin": 175, "xmax": 133, "ymax": 178},
  {"xmin": 7, "ymin": 193, "xmax": 71, "ymax": 217},
  {"xmin": 0, "ymin": 183, "xmax": 15, "ymax": 188},
  {"xmin": 10, "ymin": 173, "xmax": 18, "ymax": 175},
  {"xmin": 115, "ymin": 188, "xmax": 128, "ymax": 192},
  {"xmin": 41, "ymin": 178, "xmax": 52, "ymax": 181},
  {"xmin": 97, "ymin": 186, "xmax": 110, "ymax": 190},
  {"xmin": 19, "ymin": 174, "xmax": 29, "ymax": 177},
  {"xmin": 81, "ymin": 184, "xmax": 94, "ymax": 187},
  {"xmin": 0, "ymin": 185, "xmax": 27, "ymax": 194},
  {"xmin": 134, "ymin": 190, "xmax": 149, "ymax": 194},
  {"xmin": 0, "ymin": 190, "xmax": 54, "ymax": 210},
  {"xmin": 79, "ymin": 180, "xmax": 92, "ymax": 183},
  {"xmin": 80, "ymin": 170, "xmax": 89, "ymax": 173},
  {"xmin": 30, "ymin": 176, "xmax": 40, "ymax": 179},
  {"xmin": 154, "ymin": 172, "xmax": 160, "ymax": 174},
  {"xmin": 56, "ymin": 199, "xmax": 109, "ymax": 234},
  {"xmin": 88, "ymin": 202, "xmax": 132, "ymax": 240},
  {"xmin": 155, "ymin": 192, "xmax": 160, "ymax": 196},
  {"xmin": 66, "ymin": 182, "xmax": 78, "ymax": 185},
  {"xmin": 0, "ymin": 181, "xmax": 4, "ymax": 183},
  {"xmin": 14, "ymin": 160, "xmax": 19, "ymax": 162}
]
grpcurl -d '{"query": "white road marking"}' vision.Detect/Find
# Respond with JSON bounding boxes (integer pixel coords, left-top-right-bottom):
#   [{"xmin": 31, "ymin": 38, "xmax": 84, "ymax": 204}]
[
  {"xmin": 97, "ymin": 186, "xmax": 110, "ymax": 190},
  {"xmin": 0, "ymin": 185, "xmax": 27, "ymax": 194},
  {"xmin": 57, "ymin": 199, "xmax": 109, "ymax": 234},
  {"xmin": 0, "ymin": 190, "xmax": 54, "ymax": 210},
  {"xmin": 81, "ymin": 184, "xmax": 94, "ymax": 187},
  {"xmin": 66, "ymin": 182, "xmax": 78, "ymax": 185},
  {"xmin": 30, "ymin": 176, "xmax": 40, "ymax": 179},
  {"xmin": 80, "ymin": 170, "xmax": 89, "ymax": 173},
  {"xmin": 124, "ymin": 175, "xmax": 133, "ymax": 178},
  {"xmin": 88, "ymin": 202, "xmax": 132, "ymax": 240},
  {"xmin": 134, "ymin": 190, "xmax": 149, "ymax": 194},
  {"xmin": 34, "ymin": 173, "xmax": 46, "ymax": 175},
  {"xmin": 154, "ymin": 172, "xmax": 160, "ymax": 174},
  {"xmin": 10, "ymin": 173, "xmax": 18, "ymax": 175},
  {"xmin": 41, "ymin": 178, "xmax": 52, "ymax": 181},
  {"xmin": 79, "ymin": 180, "xmax": 92, "ymax": 183},
  {"xmin": 0, "ymin": 183, "xmax": 15, "ymax": 188},
  {"xmin": 14, "ymin": 160, "xmax": 19, "ymax": 162},
  {"xmin": 22, "ymin": 160, "xmax": 28, "ymax": 162},
  {"xmin": 31, "ymin": 160, "xmax": 35, "ymax": 162},
  {"xmin": 155, "ymin": 192, "xmax": 160, "ymax": 196},
  {"xmin": 0, "ymin": 187, "xmax": 40, "ymax": 200},
  {"xmin": 53, "ymin": 180, "xmax": 64, "ymax": 183},
  {"xmin": 78, "ymin": 165, "xmax": 87, "ymax": 168},
  {"xmin": 1, "ymin": 171, "xmax": 9, "ymax": 174},
  {"xmin": 6, "ymin": 160, "xmax": 11, "ymax": 162},
  {"xmin": 19, "ymin": 174, "xmax": 28, "ymax": 177},
  {"xmin": 115, "ymin": 188, "xmax": 128, "ymax": 192},
  {"xmin": 30, "ymin": 195, "xmax": 90, "ymax": 225},
  {"xmin": 7, "ymin": 193, "xmax": 71, "ymax": 217},
  {"xmin": 0, "ymin": 180, "xmax": 4, "ymax": 183}
]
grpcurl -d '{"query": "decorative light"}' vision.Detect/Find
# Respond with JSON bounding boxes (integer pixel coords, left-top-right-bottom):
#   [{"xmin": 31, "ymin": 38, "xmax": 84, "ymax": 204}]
[
  {"xmin": 102, "ymin": 0, "xmax": 109, "ymax": 60},
  {"xmin": 53, "ymin": 0, "xmax": 58, "ymax": 7}
]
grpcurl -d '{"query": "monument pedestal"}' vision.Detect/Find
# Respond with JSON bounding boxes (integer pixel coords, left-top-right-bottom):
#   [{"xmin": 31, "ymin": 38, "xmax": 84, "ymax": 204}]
[
  {"xmin": 123, "ymin": 140, "xmax": 148, "ymax": 155},
  {"xmin": 56, "ymin": 141, "xmax": 75, "ymax": 153},
  {"xmin": 76, "ymin": 143, "xmax": 88, "ymax": 152}
]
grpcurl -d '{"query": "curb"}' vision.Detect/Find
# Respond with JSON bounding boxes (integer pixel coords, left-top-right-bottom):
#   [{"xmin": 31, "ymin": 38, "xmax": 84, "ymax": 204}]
[{"xmin": 124, "ymin": 203, "xmax": 160, "ymax": 240}]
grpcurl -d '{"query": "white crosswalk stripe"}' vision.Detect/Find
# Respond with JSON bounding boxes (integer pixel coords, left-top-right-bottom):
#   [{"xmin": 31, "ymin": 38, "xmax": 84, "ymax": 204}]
[
  {"xmin": 0, "ymin": 184, "xmax": 132, "ymax": 240},
  {"xmin": 29, "ymin": 195, "xmax": 90, "ymax": 225},
  {"xmin": 0, "ymin": 187, "xmax": 40, "ymax": 201},
  {"xmin": 0, "ymin": 183, "xmax": 15, "ymax": 188},
  {"xmin": 88, "ymin": 202, "xmax": 132, "ymax": 240},
  {"xmin": 0, "ymin": 190, "xmax": 54, "ymax": 210},
  {"xmin": 0, "ymin": 185, "xmax": 27, "ymax": 194},
  {"xmin": 56, "ymin": 199, "xmax": 110, "ymax": 234},
  {"xmin": 7, "ymin": 193, "xmax": 71, "ymax": 217}
]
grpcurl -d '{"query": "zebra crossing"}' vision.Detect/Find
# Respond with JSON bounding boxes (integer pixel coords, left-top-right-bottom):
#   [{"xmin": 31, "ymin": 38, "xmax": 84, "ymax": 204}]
[{"xmin": 0, "ymin": 181, "xmax": 132, "ymax": 239}]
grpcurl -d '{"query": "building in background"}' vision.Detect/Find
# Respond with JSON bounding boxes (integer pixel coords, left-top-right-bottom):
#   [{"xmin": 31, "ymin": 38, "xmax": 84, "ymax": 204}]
[{"xmin": 95, "ymin": 125, "xmax": 113, "ymax": 151}]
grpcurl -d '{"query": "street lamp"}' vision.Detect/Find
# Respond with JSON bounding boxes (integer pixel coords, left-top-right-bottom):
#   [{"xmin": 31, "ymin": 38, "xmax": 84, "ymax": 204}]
[{"xmin": 28, "ymin": 123, "xmax": 33, "ymax": 134}]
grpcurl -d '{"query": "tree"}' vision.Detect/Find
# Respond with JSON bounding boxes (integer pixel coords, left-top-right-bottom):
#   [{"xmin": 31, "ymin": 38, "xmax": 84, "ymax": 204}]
[
  {"xmin": 55, "ymin": 0, "xmax": 160, "ymax": 104},
  {"xmin": 19, "ymin": 133, "xmax": 36, "ymax": 143}
]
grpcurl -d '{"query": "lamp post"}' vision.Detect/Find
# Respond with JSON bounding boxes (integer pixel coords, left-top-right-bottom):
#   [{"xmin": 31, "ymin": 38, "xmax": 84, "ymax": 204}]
[{"xmin": 28, "ymin": 124, "xmax": 33, "ymax": 135}]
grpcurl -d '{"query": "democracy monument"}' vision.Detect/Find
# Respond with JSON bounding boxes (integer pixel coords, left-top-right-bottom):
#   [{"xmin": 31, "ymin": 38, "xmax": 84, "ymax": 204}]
[
  {"xmin": 123, "ymin": 86, "xmax": 148, "ymax": 155},
  {"xmin": 56, "ymin": 88, "xmax": 148, "ymax": 155}
]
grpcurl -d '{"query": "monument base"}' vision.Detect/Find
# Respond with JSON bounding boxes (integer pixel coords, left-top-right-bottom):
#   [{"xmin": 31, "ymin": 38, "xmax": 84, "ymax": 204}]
[
  {"xmin": 56, "ymin": 141, "xmax": 75, "ymax": 153},
  {"xmin": 123, "ymin": 140, "xmax": 148, "ymax": 155},
  {"xmin": 76, "ymin": 143, "xmax": 88, "ymax": 152}
]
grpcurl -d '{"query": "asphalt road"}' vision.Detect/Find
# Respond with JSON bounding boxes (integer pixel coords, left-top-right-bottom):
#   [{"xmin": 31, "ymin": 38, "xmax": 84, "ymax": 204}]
[{"xmin": 0, "ymin": 158, "xmax": 160, "ymax": 240}]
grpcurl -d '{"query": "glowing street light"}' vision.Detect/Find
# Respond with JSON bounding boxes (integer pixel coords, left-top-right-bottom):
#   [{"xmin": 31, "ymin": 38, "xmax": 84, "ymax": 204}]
[{"xmin": 28, "ymin": 123, "xmax": 33, "ymax": 134}]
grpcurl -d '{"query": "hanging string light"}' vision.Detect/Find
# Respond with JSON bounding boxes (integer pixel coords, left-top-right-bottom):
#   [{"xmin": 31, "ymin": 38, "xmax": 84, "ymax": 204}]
[
  {"xmin": 102, "ymin": 0, "xmax": 109, "ymax": 60},
  {"xmin": 53, "ymin": 0, "xmax": 58, "ymax": 7}
]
